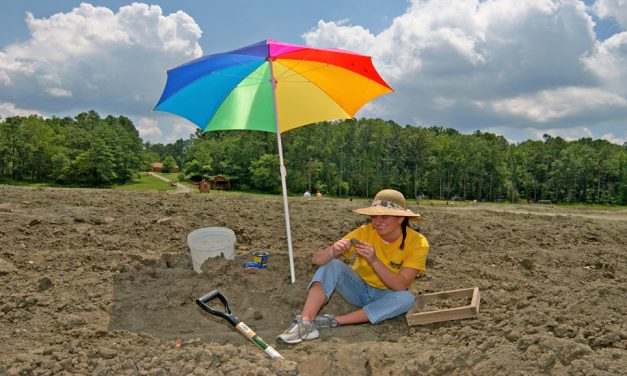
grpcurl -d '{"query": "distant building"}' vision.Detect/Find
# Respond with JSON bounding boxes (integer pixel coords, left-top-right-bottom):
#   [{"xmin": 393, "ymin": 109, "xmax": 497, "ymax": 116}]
[
  {"xmin": 152, "ymin": 162, "xmax": 163, "ymax": 172},
  {"xmin": 193, "ymin": 176, "xmax": 234, "ymax": 193},
  {"xmin": 211, "ymin": 175, "xmax": 231, "ymax": 190}
]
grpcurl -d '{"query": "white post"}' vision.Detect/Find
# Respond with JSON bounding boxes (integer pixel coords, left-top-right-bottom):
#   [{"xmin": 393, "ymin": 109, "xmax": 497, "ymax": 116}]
[{"xmin": 268, "ymin": 58, "xmax": 296, "ymax": 284}]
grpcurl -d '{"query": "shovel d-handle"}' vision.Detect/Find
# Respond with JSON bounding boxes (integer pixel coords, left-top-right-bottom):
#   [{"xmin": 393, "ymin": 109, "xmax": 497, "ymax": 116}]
[
  {"xmin": 196, "ymin": 290, "xmax": 240, "ymax": 326},
  {"xmin": 196, "ymin": 291, "xmax": 284, "ymax": 359}
]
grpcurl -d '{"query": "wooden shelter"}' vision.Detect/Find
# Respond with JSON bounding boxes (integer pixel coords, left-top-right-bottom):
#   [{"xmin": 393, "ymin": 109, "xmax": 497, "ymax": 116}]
[
  {"xmin": 151, "ymin": 162, "xmax": 163, "ymax": 172},
  {"xmin": 210, "ymin": 175, "xmax": 231, "ymax": 190}
]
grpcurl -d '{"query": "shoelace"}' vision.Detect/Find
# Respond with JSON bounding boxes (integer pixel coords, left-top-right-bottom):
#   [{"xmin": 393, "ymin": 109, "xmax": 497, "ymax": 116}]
[
  {"xmin": 297, "ymin": 321, "xmax": 312, "ymax": 340},
  {"xmin": 285, "ymin": 320, "xmax": 309, "ymax": 340}
]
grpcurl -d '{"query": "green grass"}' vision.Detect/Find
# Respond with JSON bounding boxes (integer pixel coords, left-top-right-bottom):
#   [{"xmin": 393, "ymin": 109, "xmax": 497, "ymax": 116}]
[
  {"xmin": 550, "ymin": 202, "xmax": 622, "ymax": 210},
  {"xmin": 154, "ymin": 172, "xmax": 179, "ymax": 180},
  {"xmin": 153, "ymin": 172, "xmax": 198, "ymax": 188},
  {"xmin": 414, "ymin": 198, "xmax": 622, "ymax": 209},
  {"xmin": 0, "ymin": 179, "xmax": 53, "ymax": 187},
  {"xmin": 415, "ymin": 199, "xmax": 472, "ymax": 206},
  {"xmin": 114, "ymin": 174, "xmax": 175, "ymax": 191},
  {"xmin": 0, "ymin": 178, "xmax": 107, "ymax": 189}
]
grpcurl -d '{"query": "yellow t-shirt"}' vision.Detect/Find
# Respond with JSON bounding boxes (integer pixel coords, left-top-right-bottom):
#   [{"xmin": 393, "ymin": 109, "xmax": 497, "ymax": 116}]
[{"xmin": 343, "ymin": 224, "xmax": 429, "ymax": 289}]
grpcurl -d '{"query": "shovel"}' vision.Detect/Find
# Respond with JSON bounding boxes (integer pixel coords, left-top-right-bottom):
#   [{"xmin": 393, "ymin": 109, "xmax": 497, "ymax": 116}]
[{"xmin": 196, "ymin": 290, "xmax": 283, "ymax": 359}]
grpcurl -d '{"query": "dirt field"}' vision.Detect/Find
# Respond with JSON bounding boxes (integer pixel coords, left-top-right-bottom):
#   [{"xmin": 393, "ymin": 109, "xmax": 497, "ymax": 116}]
[{"xmin": 0, "ymin": 185, "xmax": 625, "ymax": 375}]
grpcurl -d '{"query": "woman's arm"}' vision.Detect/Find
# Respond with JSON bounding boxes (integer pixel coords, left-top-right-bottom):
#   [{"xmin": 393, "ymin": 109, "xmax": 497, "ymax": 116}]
[
  {"xmin": 354, "ymin": 243, "xmax": 418, "ymax": 291},
  {"xmin": 370, "ymin": 260, "xmax": 418, "ymax": 291},
  {"xmin": 312, "ymin": 238, "xmax": 352, "ymax": 266}
]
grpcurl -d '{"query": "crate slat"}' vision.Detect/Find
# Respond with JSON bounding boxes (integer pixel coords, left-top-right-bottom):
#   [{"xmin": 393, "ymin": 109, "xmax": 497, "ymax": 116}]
[{"xmin": 406, "ymin": 287, "xmax": 481, "ymax": 326}]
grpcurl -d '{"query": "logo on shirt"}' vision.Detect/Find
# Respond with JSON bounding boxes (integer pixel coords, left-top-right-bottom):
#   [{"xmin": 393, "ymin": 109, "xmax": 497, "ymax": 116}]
[{"xmin": 388, "ymin": 261, "xmax": 403, "ymax": 270}]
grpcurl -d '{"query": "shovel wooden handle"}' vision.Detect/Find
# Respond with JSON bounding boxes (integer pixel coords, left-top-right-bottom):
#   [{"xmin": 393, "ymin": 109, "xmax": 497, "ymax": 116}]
[{"xmin": 196, "ymin": 291, "xmax": 283, "ymax": 359}]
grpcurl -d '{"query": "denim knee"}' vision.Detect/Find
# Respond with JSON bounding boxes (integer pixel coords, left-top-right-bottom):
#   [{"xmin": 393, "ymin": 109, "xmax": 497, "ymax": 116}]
[
  {"xmin": 312, "ymin": 259, "xmax": 346, "ymax": 281},
  {"xmin": 397, "ymin": 290, "xmax": 416, "ymax": 312},
  {"xmin": 364, "ymin": 289, "xmax": 416, "ymax": 324},
  {"xmin": 320, "ymin": 258, "xmax": 345, "ymax": 273},
  {"xmin": 309, "ymin": 259, "xmax": 347, "ymax": 298}
]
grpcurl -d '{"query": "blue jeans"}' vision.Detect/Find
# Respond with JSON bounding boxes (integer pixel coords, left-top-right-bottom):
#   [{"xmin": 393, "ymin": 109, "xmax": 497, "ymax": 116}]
[{"xmin": 308, "ymin": 259, "xmax": 415, "ymax": 324}]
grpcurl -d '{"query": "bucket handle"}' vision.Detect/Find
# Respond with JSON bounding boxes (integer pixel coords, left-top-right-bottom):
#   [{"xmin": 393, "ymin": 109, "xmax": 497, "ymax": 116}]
[{"xmin": 196, "ymin": 290, "xmax": 240, "ymax": 326}]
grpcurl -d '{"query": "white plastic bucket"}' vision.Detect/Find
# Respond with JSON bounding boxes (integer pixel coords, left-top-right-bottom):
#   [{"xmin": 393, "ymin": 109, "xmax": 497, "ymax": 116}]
[{"xmin": 187, "ymin": 227, "xmax": 236, "ymax": 273}]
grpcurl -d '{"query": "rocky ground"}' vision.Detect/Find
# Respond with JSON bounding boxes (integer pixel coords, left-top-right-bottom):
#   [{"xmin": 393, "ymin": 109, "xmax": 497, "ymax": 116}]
[{"xmin": 0, "ymin": 185, "xmax": 625, "ymax": 375}]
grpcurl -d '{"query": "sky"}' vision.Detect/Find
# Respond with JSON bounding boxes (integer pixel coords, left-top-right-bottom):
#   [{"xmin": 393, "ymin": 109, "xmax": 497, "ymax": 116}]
[{"xmin": 1, "ymin": 0, "xmax": 626, "ymax": 145}]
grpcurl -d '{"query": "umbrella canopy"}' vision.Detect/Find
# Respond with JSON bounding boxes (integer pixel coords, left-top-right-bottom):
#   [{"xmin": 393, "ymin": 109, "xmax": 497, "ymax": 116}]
[
  {"xmin": 155, "ymin": 39, "xmax": 393, "ymax": 283},
  {"xmin": 155, "ymin": 39, "xmax": 392, "ymax": 132}
]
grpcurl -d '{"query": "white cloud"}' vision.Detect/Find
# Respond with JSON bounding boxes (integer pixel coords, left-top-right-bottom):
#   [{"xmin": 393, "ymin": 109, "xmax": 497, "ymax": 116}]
[
  {"xmin": 600, "ymin": 132, "xmax": 626, "ymax": 144},
  {"xmin": 303, "ymin": 0, "xmax": 627, "ymax": 143},
  {"xmin": 136, "ymin": 115, "xmax": 197, "ymax": 144},
  {"xmin": 0, "ymin": 3, "xmax": 202, "ymax": 117},
  {"xmin": 528, "ymin": 126, "xmax": 594, "ymax": 141},
  {"xmin": 137, "ymin": 117, "xmax": 162, "ymax": 139},
  {"xmin": 303, "ymin": 20, "xmax": 376, "ymax": 55},
  {"xmin": 0, "ymin": 102, "xmax": 45, "ymax": 118},
  {"xmin": 167, "ymin": 121, "xmax": 197, "ymax": 143},
  {"xmin": 581, "ymin": 31, "xmax": 627, "ymax": 95},
  {"xmin": 45, "ymin": 87, "xmax": 72, "ymax": 97},
  {"xmin": 0, "ymin": 59, "xmax": 10, "ymax": 84},
  {"xmin": 476, "ymin": 86, "xmax": 627, "ymax": 122},
  {"xmin": 431, "ymin": 96, "xmax": 456, "ymax": 110},
  {"xmin": 593, "ymin": 0, "xmax": 627, "ymax": 29}
]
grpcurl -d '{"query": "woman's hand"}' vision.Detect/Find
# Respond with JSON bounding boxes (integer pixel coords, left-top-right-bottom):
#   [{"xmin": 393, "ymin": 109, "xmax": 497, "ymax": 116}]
[
  {"xmin": 330, "ymin": 239, "xmax": 351, "ymax": 257},
  {"xmin": 354, "ymin": 242, "xmax": 378, "ymax": 264},
  {"xmin": 313, "ymin": 239, "xmax": 351, "ymax": 265}
]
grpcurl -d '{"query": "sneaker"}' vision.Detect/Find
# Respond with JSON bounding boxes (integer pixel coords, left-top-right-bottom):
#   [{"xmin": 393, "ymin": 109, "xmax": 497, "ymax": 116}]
[
  {"xmin": 313, "ymin": 314, "xmax": 340, "ymax": 329},
  {"xmin": 277, "ymin": 315, "xmax": 319, "ymax": 344}
]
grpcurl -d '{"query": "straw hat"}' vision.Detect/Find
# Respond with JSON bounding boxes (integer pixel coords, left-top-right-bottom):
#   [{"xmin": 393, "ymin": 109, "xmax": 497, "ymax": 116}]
[{"xmin": 353, "ymin": 189, "xmax": 423, "ymax": 222}]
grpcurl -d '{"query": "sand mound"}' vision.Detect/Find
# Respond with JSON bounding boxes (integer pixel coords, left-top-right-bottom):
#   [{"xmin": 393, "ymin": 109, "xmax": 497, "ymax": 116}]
[{"xmin": 0, "ymin": 185, "xmax": 625, "ymax": 375}]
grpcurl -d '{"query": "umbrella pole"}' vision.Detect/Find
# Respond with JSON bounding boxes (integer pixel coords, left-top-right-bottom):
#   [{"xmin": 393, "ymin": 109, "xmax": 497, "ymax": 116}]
[
  {"xmin": 269, "ymin": 61, "xmax": 296, "ymax": 284},
  {"xmin": 276, "ymin": 133, "xmax": 296, "ymax": 284}
]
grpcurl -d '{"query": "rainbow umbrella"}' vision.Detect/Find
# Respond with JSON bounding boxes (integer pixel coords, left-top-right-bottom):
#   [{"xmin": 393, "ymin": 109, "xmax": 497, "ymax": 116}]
[{"xmin": 155, "ymin": 39, "xmax": 393, "ymax": 283}]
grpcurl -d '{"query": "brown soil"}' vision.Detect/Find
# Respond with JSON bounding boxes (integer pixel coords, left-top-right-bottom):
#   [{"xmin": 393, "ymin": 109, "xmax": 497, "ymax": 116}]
[{"xmin": 0, "ymin": 185, "xmax": 625, "ymax": 375}]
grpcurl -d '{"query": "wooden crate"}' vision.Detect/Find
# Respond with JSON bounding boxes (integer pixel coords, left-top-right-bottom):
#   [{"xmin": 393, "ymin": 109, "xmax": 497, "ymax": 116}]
[{"xmin": 406, "ymin": 287, "xmax": 481, "ymax": 326}]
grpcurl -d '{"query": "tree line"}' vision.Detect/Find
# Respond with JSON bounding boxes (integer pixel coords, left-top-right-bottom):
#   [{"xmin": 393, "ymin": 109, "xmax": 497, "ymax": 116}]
[
  {"xmin": 0, "ymin": 111, "xmax": 142, "ymax": 186},
  {"xmin": 1, "ymin": 112, "xmax": 626, "ymax": 205}
]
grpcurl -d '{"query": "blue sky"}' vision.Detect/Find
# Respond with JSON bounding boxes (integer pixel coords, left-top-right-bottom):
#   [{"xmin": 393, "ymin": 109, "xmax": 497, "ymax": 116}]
[{"xmin": 1, "ymin": 0, "xmax": 626, "ymax": 145}]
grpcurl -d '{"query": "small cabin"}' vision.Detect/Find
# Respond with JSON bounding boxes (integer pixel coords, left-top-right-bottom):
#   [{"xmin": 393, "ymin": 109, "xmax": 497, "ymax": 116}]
[
  {"xmin": 211, "ymin": 175, "xmax": 231, "ymax": 190},
  {"xmin": 152, "ymin": 162, "xmax": 163, "ymax": 172}
]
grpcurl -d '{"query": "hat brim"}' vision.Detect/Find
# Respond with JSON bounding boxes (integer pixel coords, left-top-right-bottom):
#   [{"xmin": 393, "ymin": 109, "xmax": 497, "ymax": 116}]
[{"xmin": 353, "ymin": 207, "xmax": 423, "ymax": 222}]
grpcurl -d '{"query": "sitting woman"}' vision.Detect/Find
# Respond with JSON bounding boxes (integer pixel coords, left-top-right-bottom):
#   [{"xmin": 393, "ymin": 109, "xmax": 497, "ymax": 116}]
[{"xmin": 278, "ymin": 189, "xmax": 429, "ymax": 344}]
